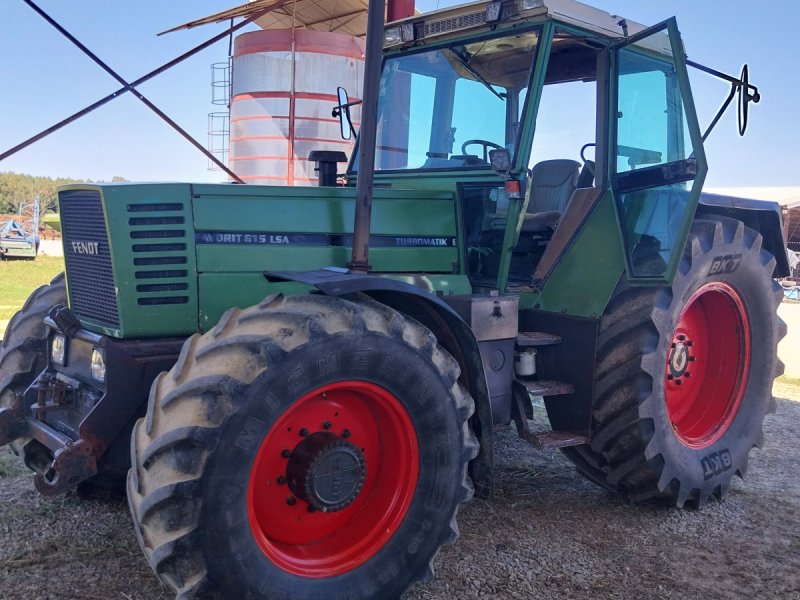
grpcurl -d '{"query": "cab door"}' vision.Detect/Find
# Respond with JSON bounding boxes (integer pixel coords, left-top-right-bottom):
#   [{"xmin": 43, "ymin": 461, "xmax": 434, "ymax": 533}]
[{"xmin": 609, "ymin": 18, "xmax": 707, "ymax": 283}]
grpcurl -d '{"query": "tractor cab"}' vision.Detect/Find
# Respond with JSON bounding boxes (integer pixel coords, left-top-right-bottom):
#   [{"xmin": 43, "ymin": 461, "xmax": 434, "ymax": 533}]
[{"xmin": 341, "ymin": 3, "xmax": 708, "ymax": 297}]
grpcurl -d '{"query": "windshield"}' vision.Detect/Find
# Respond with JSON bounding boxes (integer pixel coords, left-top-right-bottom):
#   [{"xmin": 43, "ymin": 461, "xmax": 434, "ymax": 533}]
[{"xmin": 353, "ymin": 29, "xmax": 540, "ymax": 172}]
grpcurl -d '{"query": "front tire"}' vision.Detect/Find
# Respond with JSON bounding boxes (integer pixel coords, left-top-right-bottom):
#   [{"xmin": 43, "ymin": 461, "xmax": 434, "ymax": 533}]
[
  {"xmin": 0, "ymin": 273, "xmax": 66, "ymax": 455},
  {"xmin": 128, "ymin": 293, "xmax": 478, "ymax": 599},
  {"xmin": 563, "ymin": 217, "xmax": 785, "ymax": 507}
]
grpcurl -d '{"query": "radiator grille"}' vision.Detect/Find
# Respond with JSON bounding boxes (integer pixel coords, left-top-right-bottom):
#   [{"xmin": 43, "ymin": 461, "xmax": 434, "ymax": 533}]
[
  {"xmin": 59, "ymin": 190, "xmax": 120, "ymax": 328},
  {"xmin": 128, "ymin": 203, "xmax": 190, "ymax": 307}
]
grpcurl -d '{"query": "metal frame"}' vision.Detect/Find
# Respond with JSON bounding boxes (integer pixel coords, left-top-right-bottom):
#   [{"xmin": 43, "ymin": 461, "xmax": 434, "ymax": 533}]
[{"xmin": 1, "ymin": 1, "xmax": 272, "ymax": 183}]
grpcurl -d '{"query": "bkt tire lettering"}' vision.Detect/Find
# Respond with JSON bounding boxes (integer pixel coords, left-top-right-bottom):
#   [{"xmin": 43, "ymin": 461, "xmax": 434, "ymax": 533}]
[
  {"xmin": 708, "ymin": 254, "xmax": 742, "ymax": 275},
  {"xmin": 701, "ymin": 449, "xmax": 732, "ymax": 480}
]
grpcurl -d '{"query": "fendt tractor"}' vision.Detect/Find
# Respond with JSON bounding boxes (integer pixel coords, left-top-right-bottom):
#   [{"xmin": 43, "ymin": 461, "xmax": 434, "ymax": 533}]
[{"xmin": 0, "ymin": 0, "xmax": 789, "ymax": 598}]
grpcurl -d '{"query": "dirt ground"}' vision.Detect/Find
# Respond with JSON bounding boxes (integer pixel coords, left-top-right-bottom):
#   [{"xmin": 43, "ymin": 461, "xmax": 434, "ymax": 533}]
[
  {"xmin": 1, "ymin": 304, "xmax": 799, "ymax": 599},
  {"xmin": 0, "ymin": 381, "xmax": 798, "ymax": 600}
]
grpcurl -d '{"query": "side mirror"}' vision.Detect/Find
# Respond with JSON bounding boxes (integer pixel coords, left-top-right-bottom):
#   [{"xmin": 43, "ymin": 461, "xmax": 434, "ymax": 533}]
[{"xmin": 335, "ymin": 87, "xmax": 353, "ymax": 140}]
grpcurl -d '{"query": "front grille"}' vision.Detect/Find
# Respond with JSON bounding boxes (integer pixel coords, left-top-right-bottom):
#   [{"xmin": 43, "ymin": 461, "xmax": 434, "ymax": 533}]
[
  {"xmin": 128, "ymin": 202, "xmax": 190, "ymax": 307},
  {"xmin": 59, "ymin": 190, "xmax": 120, "ymax": 328}
]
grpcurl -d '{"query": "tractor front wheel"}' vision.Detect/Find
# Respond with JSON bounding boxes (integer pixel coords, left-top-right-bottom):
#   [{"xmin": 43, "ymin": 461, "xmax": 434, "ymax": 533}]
[
  {"xmin": 128, "ymin": 293, "xmax": 477, "ymax": 599},
  {"xmin": 0, "ymin": 273, "xmax": 66, "ymax": 456},
  {"xmin": 563, "ymin": 216, "xmax": 785, "ymax": 507}
]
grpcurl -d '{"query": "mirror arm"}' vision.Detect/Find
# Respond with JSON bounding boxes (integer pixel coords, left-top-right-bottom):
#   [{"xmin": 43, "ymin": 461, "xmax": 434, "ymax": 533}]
[{"xmin": 687, "ymin": 59, "xmax": 760, "ymax": 139}]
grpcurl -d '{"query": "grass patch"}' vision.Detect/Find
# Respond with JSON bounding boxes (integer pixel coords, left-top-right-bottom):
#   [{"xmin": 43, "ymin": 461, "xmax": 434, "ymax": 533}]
[
  {"xmin": 777, "ymin": 375, "xmax": 800, "ymax": 387},
  {"xmin": 0, "ymin": 447, "xmax": 26, "ymax": 477},
  {"xmin": 0, "ymin": 255, "xmax": 64, "ymax": 324}
]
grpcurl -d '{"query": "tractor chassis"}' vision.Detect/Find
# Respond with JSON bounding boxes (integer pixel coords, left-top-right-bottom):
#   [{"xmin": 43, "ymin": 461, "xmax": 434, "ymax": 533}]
[{"xmin": 0, "ymin": 318, "xmax": 184, "ymax": 495}]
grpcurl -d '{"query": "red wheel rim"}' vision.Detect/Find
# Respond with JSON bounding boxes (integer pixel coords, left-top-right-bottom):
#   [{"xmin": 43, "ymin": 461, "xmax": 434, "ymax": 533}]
[
  {"xmin": 247, "ymin": 381, "xmax": 419, "ymax": 577},
  {"xmin": 664, "ymin": 282, "xmax": 751, "ymax": 448}
]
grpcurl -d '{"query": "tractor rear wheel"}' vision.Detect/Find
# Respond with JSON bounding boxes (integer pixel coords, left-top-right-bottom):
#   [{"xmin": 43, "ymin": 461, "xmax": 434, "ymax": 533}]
[
  {"xmin": 0, "ymin": 273, "xmax": 66, "ymax": 456},
  {"xmin": 562, "ymin": 216, "xmax": 785, "ymax": 507},
  {"xmin": 128, "ymin": 293, "xmax": 478, "ymax": 599}
]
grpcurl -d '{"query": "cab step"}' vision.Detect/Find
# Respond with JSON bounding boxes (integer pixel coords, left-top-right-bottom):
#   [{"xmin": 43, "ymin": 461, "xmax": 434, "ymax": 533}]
[
  {"xmin": 521, "ymin": 379, "xmax": 574, "ymax": 397},
  {"xmin": 530, "ymin": 430, "xmax": 588, "ymax": 449},
  {"xmin": 511, "ymin": 382, "xmax": 587, "ymax": 449},
  {"xmin": 516, "ymin": 332, "xmax": 562, "ymax": 347}
]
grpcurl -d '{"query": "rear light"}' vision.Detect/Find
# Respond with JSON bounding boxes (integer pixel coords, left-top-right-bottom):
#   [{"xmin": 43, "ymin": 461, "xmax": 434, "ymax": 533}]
[{"xmin": 504, "ymin": 179, "xmax": 522, "ymax": 198}]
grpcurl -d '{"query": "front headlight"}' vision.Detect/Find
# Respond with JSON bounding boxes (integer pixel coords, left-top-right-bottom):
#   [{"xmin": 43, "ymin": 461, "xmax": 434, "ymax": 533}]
[
  {"xmin": 51, "ymin": 334, "xmax": 66, "ymax": 365},
  {"xmin": 90, "ymin": 348, "xmax": 106, "ymax": 382}
]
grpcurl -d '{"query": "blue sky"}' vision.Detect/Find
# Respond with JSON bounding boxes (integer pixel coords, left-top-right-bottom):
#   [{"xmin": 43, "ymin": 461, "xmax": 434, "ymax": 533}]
[{"xmin": 1, "ymin": 0, "xmax": 798, "ymax": 187}]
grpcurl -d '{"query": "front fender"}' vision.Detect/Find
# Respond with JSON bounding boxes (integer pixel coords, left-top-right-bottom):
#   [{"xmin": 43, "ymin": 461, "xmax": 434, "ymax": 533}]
[{"xmin": 265, "ymin": 269, "xmax": 494, "ymax": 499}]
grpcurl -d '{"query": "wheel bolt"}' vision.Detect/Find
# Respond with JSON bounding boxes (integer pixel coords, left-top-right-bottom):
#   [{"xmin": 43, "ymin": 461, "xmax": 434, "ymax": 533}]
[
  {"xmin": 686, "ymin": 340, "xmax": 693, "ymax": 347},
  {"xmin": 287, "ymin": 496, "xmax": 297, "ymax": 506},
  {"xmin": 678, "ymin": 334, "xmax": 686, "ymax": 341},
  {"xmin": 667, "ymin": 374, "xmax": 674, "ymax": 380},
  {"xmin": 322, "ymin": 421, "xmax": 332, "ymax": 430},
  {"xmin": 342, "ymin": 429, "xmax": 351, "ymax": 438},
  {"xmin": 671, "ymin": 343, "xmax": 677, "ymax": 348},
  {"xmin": 308, "ymin": 505, "xmax": 317, "ymax": 513},
  {"xmin": 689, "ymin": 356, "xmax": 696, "ymax": 362},
  {"xmin": 281, "ymin": 449, "xmax": 291, "ymax": 458},
  {"xmin": 675, "ymin": 380, "xmax": 682, "ymax": 386},
  {"xmin": 299, "ymin": 428, "xmax": 309, "ymax": 437},
  {"xmin": 276, "ymin": 475, "xmax": 286, "ymax": 485},
  {"xmin": 684, "ymin": 372, "xmax": 691, "ymax": 378}
]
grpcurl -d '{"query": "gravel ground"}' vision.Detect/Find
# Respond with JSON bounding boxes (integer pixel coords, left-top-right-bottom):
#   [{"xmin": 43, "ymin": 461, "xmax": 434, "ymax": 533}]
[{"xmin": 1, "ymin": 382, "xmax": 799, "ymax": 600}]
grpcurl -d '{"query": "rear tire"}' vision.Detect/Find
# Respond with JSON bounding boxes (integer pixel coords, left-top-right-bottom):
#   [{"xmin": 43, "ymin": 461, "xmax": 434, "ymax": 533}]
[
  {"xmin": 562, "ymin": 217, "xmax": 785, "ymax": 507},
  {"xmin": 128, "ymin": 293, "xmax": 477, "ymax": 599},
  {"xmin": 0, "ymin": 273, "xmax": 66, "ymax": 455}
]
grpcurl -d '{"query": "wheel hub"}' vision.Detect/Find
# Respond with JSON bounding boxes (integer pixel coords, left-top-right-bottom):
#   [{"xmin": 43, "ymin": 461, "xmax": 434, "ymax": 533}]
[
  {"xmin": 668, "ymin": 339, "xmax": 692, "ymax": 380},
  {"xmin": 286, "ymin": 432, "xmax": 366, "ymax": 512}
]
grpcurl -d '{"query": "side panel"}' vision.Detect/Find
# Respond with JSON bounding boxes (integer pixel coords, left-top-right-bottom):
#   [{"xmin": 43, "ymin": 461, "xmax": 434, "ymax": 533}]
[
  {"xmin": 191, "ymin": 184, "xmax": 458, "ymax": 274},
  {"xmin": 525, "ymin": 190, "xmax": 626, "ymax": 317}
]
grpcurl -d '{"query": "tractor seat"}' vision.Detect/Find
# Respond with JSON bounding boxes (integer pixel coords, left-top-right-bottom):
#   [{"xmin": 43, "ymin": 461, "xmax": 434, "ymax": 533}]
[
  {"xmin": 520, "ymin": 159, "xmax": 580, "ymax": 233},
  {"xmin": 487, "ymin": 159, "xmax": 580, "ymax": 233}
]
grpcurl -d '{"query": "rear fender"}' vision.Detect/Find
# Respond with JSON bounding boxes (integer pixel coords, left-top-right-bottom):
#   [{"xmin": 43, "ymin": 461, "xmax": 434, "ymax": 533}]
[
  {"xmin": 697, "ymin": 193, "xmax": 790, "ymax": 277},
  {"xmin": 265, "ymin": 269, "xmax": 494, "ymax": 499}
]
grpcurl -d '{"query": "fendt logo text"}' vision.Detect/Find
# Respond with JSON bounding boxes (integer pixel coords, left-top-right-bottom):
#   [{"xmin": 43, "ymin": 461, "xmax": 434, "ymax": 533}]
[{"xmin": 71, "ymin": 241, "xmax": 100, "ymax": 255}]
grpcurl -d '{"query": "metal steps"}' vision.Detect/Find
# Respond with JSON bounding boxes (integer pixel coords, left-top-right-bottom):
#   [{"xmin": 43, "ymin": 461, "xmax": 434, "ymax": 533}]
[
  {"xmin": 530, "ymin": 430, "xmax": 588, "ymax": 449},
  {"xmin": 520, "ymin": 379, "xmax": 574, "ymax": 397},
  {"xmin": 516, "ymin": 331, "xmax": 562, "ymax": 347},
  {"xmin": 512, "ymin": 331, "xmax": 586, "ymax": 449}
]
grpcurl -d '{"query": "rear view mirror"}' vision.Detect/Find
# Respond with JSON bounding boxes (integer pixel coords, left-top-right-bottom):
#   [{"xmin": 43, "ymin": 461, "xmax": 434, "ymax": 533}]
[{"xmin": 335, "ymin": 87, "xmax": 353, "ymax": 140}]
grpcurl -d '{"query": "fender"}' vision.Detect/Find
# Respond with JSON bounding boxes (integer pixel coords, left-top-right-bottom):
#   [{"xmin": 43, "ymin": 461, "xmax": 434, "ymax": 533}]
[
  {"xmin": 265, "ymin": 268, "xmax": 494, "ymax": 499},
  {"xmin": 697, "ymin": 193, "xmax": 790, "ymax": 277}
]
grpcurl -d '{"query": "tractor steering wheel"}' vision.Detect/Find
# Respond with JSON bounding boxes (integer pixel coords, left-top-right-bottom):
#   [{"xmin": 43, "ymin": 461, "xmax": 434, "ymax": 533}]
[{"xmin": 461, "ymin": 139, "xmax": 503, "ymax": 163}]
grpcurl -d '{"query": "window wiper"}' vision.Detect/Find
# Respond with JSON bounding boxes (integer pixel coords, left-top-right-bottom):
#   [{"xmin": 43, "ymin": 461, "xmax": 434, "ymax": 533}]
[{"xmin": 448, "ymin": 48, "xmax": 505, "ymax": 101}]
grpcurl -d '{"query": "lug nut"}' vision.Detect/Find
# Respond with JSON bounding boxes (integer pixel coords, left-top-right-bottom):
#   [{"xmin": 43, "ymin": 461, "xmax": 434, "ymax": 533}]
[
  {"xmin": 287, "ymin": 496, "xmax": 297, "ymax": 506},
  {"xmin": 322, "ymin": 421, "xmax": 332, "ymax": 430},
  {"xmin": 281, "ymin": 449, "xmax": 291, "ymax": 458},
  {"xmin": 308, "ymin": 505, "xmax": 317, "ymax": 513},
  {"xmin": 299, "ymin": 428, "xmax": 309, "ymax": 437},
  {"xmin": 276, "ymin": 476, "xmax": 286, "ymax": 485},
  {"xmin": 342, "ymin": 429, "xmax": 351, "ymax": 438},
  {"xmin": 667, "ymin": 374, "xmax": 674, "ymax": 380},
  {"xmin": 675, "ymin": 380, "xmax": 682, "ymax": 386}
]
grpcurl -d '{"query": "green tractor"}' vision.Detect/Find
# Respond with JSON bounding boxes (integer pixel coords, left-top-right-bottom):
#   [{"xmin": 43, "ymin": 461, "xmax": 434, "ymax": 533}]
[{"xmin": 0, "ymin": 0, "xmax": 789, "ymax": 598}]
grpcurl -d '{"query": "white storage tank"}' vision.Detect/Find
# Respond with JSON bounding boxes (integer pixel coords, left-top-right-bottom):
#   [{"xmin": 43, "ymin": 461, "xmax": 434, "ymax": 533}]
[{"xmin": 229, "ymin": 29, "xmax": 365, "ymax": 185}]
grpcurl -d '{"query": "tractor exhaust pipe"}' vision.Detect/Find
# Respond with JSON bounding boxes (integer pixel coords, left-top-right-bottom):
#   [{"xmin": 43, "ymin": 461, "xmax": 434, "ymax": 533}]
[{"xmin": 348, "ymin": 0, "xmax": 385, "ymax": 272}]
